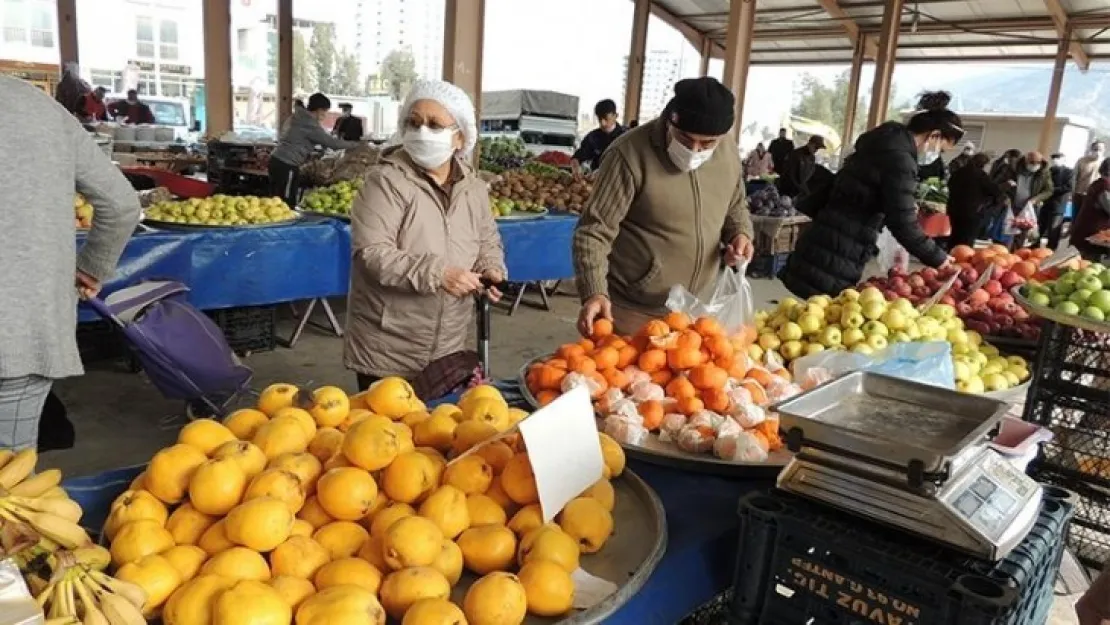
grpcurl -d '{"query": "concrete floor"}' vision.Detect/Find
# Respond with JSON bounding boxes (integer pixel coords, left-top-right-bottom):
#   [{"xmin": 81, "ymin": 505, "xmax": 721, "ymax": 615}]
[{"xmin": 45, "ymin": 276, "xmax": 1083, "ymax": 624}]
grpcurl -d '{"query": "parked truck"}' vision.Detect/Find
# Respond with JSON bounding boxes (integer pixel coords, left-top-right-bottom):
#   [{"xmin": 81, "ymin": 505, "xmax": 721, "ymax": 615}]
[{"xmin": 480, "ymin": 89, "xmax": 580, "ymax": 155}]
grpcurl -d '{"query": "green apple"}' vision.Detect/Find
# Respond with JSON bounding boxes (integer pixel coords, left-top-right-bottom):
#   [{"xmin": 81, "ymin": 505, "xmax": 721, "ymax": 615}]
[
  {"xmin": 983, "ymin": 373, "xmax": 1010, "ymax": 392},
  {"xmin": 851, "ymin": 343, "xmax": 875, "ymax": 355},
  {"xmin": 805, "ymin": 343, "xmax": 826, "ymax": 356},
  {"xmin": 780, "ymin": 340, "xmax": 805, "ymax": 361},
  {"xmin": 881, "ymin": 308, "xmax": 908, "ymax": 331},
  {"xmin": 957, "ymin": 376, "xmax": 986, "ymax": 394},
  {"xmin": 819, "ymin": 326, "xmax": 843, "ymax": 347},
  {"xmin": 758, "ymin": 333, "xmax": 782, "ymax": 351},
  {"xmin": 842, "ymin": 328, "xmax": 866, "ymax": 347},
  {"xmin": 1078, "ymin": 275, "xmax": 1104, "ymax": 293},
  {"xmin": 1083, "ymin": 306, "xmax": 1106, "ymax": 322},
  {"xmin": 891, "ymin": 298, "xmax": 916, "ymax": 316},
  {"xmin": 954, "ymin": 361, "xmax": 971, "ymax": 382},
  {"xmin": 891, "ymin": 331, "xmax": 912, "ymax": 343},
  {"xmin": 861, "ymin": 300, "xmax": 887, "ymax": 321},
  {"xmin": 1054, "ymin": 280, "xmax": 1076, "ymax": 296},
  {"xmin": 1055, "ymin": 301, "xmax": 1081, "ymax": 315},
  {"xmin": 839, "ymin": 288, "xmax": 861, "ymax": 302},
  {"xmin": 1069, "ymin": 289, "xmax": 1093, "ymax": 305},
  {"xmin": 906, "ymin": 324, "xmax": 922, "ymax": 340},
  {"xmin": 807, "ymin": 295, "xmax": 832, "ymax": 309},
  {"xmin": 1029, "ymin": 292, "xmax": 1051, "ymax": 307},
  {"xmin": 1089, "ymin": 290, "xmax": 1110, "ymax": 314},
  {"xmin": 779, "ymin": 297, "xmax": 801, "ymax": 312},
  {"xmin": 861, "ymin": 320, "xmax": 889, "ymax": 338},
  {"xmin": 926, "ymin": 304, "xmax": 956, "ymax": 321},
  {"xmin": 1008, "ymin": 364, "xmax": 1029, "ymax": 382},
  {"xmin": 797, "ymin": 313, "xmax": 823, "ymax": 335},
  {"xmin": 778, "ymin": 322, "xmax": 804, "ymax": 342},
  {"xmin": 867, "ymin": 334, "xmax": 888, "ymax": 351},
  {"xmin": 841, "ymin": 310, "xmax": 865, "ymax": 329},
  {"xmin": 824, "ymin": 304, "xmax": 843, "ymax": 325},
  {"xmin": 947, "ymin": 328, "xmax": 969, "ymax": 346}
]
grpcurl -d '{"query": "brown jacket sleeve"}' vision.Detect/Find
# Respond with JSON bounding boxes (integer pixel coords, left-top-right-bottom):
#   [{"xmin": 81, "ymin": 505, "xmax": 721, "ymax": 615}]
[
  {"xmin": 351, "ymin": 170, "xmax": 444, "ymax": 294},
  {"xmin": 472, "ymin": 192, "xmax": 507, "ymax": 277},
  {"xmin": 572, "ymin": 151, "xmax": 638, "ymax": 302},
  {"xmin": 720, "ymin": 177, "xmax": 753, "ymax": 245}
]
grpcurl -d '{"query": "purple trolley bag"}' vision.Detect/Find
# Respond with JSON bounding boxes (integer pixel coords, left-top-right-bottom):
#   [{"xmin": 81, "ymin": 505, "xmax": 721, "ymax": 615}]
[{"xmin": 81, "ymin": 280, "xmax": 253, "ymax": 415}]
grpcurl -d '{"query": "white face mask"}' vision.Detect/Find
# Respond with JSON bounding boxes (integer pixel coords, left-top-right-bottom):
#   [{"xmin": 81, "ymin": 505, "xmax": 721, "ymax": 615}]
[
  {"xmin": 667, "ymin": 138, "xmax": 715, "ymax": 172},
  {"xmin": 918, "ymin": 136, "xmax": 941, "ymax": 165},
  {"xmin": 403, "ymin": 126, "xmax": 458, "ymax": 169}
]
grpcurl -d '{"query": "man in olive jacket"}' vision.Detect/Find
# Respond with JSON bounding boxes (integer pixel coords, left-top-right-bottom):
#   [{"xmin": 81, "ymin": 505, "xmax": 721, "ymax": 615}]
[{"xmin": 573, "ymin": 77, "xmax": 754, "ymax": 336}]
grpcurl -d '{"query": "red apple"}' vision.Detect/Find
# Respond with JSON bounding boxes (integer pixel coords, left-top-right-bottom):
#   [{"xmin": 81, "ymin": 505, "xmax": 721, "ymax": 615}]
[
  {"xmin": 968, "ymin": 289, "xmax": 990, "ymax": 305},
  {"xmin": 925, "ymin": 278, "xmax": 941, "ymax": 291},
  {"xmin": 908, "ymin": 275, "xmax": 925, "ymax": 289},
  {"xmin": 883, "ymin": 290, "xmax": 899, "ymax": 301},
  {"xmin": 957, "ymin": 302, "xmax": 973, "ymax": 316},
  {"xmin": 888, "ymin": 266, "xmax": 907, "ymax": 278},
  {"xmin": 913, "ymin": 286, "xmax": 931, "ymax": 298},
  {"xmin": 999, "ymin": 270, "xmax": 1025, "ymax": 290},
  {"xmin": 921, "ymin": 267, "xmax": 939, "ymax": 281},
  {"xmin": 984, "ymin": 280, "xmax": 1003, "ymax": 297},
  {"xmin": 939, "ymin": 265, "xmax": 960, "ymax": 278},
  {"xmin": 940, "ymin": 295, "xmax": 956, "ymax": 307},
  {"xmin": 960, "ymin": 267, "xmax": 979, "ymax": 283},
  {"xmin": 996, "ymin": 315, "xmax": 1015, "ymax": 327},
  {"xmin": 966, "ymin": 320, "xmax": 991, "ymax": 334},
  {"xmin": 895, "ymin": 283, "xmax": 912, "ymax": 297}
]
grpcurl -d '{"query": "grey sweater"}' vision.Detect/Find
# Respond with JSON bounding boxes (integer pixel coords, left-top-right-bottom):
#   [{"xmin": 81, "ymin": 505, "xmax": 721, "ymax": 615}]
[
  {"xmin": 0, "ymin": 77, "xmax": 141, "ymax": 379},
  {"xmin": 270, "ymin": 108, "xmax": 361, "ymax": 167}
]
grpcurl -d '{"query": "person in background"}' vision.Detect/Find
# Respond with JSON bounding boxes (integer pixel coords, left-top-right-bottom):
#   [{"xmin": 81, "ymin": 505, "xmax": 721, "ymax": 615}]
[
  {"xmin": 1070, "ymin": 158, "xmax": 1110, "ymax": 261},
  {"xmin": 1074, "ymin": 140, "xmax": 1106, "ymax": 213},
  {"xmin": 778, "ymin": 135, "xmax": 825, "ymax": 198},
  {"xmin": 1077, "ymin": 561, "xmax": 1110, "ymax": 625},
  {"xmin": 0, "ymin": 77, "xmax": 141, "ymax": 451},
  {"xmin": 1041, "ymin": 152, "xmax": 1074, "ymax": 249},
  {"xmin": 990, "ymin": 149, "xmax": 1022, "ymax": 182},
  {"xmin": 628, "ymin": 120, "xmax": 639, "ymax": 129},
  {"xmin": 948, "ymin": 142, "xmax": 975, "ymax": 173},
  {"xmin": 345, "ymin": 80, "xmax": 505, "ymax": 389},
  {"xmin": 269, "ymin": 93, "xmax": 362, "ymax": 208},
  {"xmin": 744, "ymin": 142, "xmax": 773, "ymax": 178},
  {"xmin": 108, "ymin": 90, "xmax": 155, "ymax": 125},
  {"xmin": 80, "ymin": 86, "xmax": 108, "ymax": 123},
  {"xmin": 918, "ymin": 150, "xmax": 948, "ymax": 182},
  {"xmin": 572, "ymin": 99, "xmax": 626, "ymax": 180},
  {"xmin": 1010, "ymin": 151, "xmax": 1054, "ymax": 220},
  {"xmin": 332, "ymin": 103, "xmax": 365, "ymax": 141},
  {"xmin": 768, "ymin": 127, "xmax": 794, "ymax": 176},
  {"xmin": 280, "ymin": 98, "xmax": 305, "ymax": 135},
  {"xmin": 54, "ymin": 62, "xmax": 89, "ymax": 118},
  {"xmin": 573, "ymin": 77, "xmax": 753, "ymax": 335},
  {"xmin": 946, "ymin": 153, "xmax": 1004, "ymax": 248},
  {"xmin": 780, "ymin": 92, "xmax": 959, "ymax": 298}
]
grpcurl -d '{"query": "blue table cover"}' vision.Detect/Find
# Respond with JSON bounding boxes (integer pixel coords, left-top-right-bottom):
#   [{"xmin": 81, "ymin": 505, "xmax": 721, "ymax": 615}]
[
  {"xmin": 77, "ymin": 214, "xmax": 577, "ymax": 322},
  {"xmin": 63, "ymin": 378, "xmax": 764, "ymax": 623}
]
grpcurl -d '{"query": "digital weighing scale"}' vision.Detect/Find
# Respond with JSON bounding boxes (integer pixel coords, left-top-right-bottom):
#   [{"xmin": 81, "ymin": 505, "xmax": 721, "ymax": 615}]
[{"xmin": 772, "ymin": 371, "xmax": 1043, "ymax": 561}]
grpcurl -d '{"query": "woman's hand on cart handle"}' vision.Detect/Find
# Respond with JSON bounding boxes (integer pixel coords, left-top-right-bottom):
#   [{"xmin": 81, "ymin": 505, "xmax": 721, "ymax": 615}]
[
  {"xmin": 480, "ymin": 270, "xmax": 504, "ymax": 303},
  {"xmin": 75, "ymin": 270, "xmax": 101, "ymax": 300},
  {"xmin": 443, "ymin": 266, "xmax": 483, "ymax": 298}
]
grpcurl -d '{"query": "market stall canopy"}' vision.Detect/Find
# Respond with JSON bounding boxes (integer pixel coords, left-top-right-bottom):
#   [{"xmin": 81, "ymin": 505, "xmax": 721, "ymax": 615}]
[
  {"xmin": 784, "ymin": 115, "xmax": 842, "ymax": 152},
  {"xmin": 647, "ymin": 0, "xmax": 1110, "ymax": 67},
  {"xmin": 481, "ymin": 90, "xmax": 580, "ymax": 121}
]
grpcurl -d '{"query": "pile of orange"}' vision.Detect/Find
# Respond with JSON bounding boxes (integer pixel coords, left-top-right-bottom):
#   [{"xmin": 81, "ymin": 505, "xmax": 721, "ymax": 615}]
[
  {"xmin": 525, "ymin": 312, "xmax": 787, "ymax": 424},
  {"xmin": 950, "ymin": 244, "xmax": 1052, "ymax": 279}
]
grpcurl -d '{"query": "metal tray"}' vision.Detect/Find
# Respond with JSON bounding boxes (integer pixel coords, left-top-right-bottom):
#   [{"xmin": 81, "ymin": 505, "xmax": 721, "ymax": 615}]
[
  {"xmin": 446, "ymin": 468, "xmax": 667, "ymax": 624},
  {"xmin": 1012, "ymin": 285, "xmax": 1110, "ymax": 335},
  {"xmin": 141, "ymin": 216, "xmax": 302, "ymax": 231},
  {"xmin": 496, "ymin": 208, "xmax": 549, "ymax": 221},
  {"xmin": 518, "ymin": 357, "xmax": 791, "ymax": 477},
  {"xmin": 296, "ymin": 209, "xmax": 351, "ymax": 222},
  {"xmin": 772, "ymin": 371, "xmax": 1010, "ymax": 472}
]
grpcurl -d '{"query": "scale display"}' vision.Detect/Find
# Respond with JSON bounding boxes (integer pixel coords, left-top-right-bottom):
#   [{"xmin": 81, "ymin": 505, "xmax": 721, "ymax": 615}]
[{"xmin": 944, "ymin": 452, "xmax": 1038, "ymax": 542}]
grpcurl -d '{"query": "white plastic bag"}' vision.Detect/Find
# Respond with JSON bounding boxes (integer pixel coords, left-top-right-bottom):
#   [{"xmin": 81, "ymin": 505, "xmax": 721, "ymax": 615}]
[
  {"xmin": 874, "ymin": 228, "xmax": 909, "ymax": 275},
  {"xmin": 791, "ymin": 342, "xmax": 956, "ymax": 390},
  {"xmin": 664, "ymin": 262, "xmax": 753, "ymax": 335}
]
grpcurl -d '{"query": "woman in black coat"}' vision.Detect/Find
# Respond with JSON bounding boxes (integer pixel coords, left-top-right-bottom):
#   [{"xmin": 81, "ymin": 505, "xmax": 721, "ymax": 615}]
[
  {"xmin": 781, "ymin": 92, "xmax": 960, "ymax": 298},
  {"xmin": 947, "ymin": 153, "xmax": 1005, "ymax": 248}
]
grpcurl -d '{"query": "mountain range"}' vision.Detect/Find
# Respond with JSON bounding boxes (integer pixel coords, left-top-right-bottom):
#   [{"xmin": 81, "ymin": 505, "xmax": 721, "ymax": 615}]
[{"xmin": 945, "ymin": 66, "xmax": 1110, "ymax": 134}]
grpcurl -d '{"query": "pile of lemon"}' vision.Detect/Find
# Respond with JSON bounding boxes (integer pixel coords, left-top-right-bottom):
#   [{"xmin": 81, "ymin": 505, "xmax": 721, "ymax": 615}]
[{"xmin": 102, "ymin": 379, "xmax": 624, "ymax": 625}]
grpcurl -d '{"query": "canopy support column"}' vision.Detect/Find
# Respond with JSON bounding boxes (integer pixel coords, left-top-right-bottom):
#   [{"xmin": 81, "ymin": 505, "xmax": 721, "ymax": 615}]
[
  {"xmin": 1039, "ymin": 28, "xmax": 1070, "ymax": 156},
  {"xmin": 842, "ymin": 34, "xmax": 866, "ymax": 150},
  {"xmin": 276, "ymin": 0, "xmax": 293, "ymax": 132},
  {"xmin": 722, "ymin": 0, "xmax": 756, "ymax": 132},
  {"xmin": 866, "ymin": 0, "xmax": 903, "ymax": 128},
  {"xmin": 699, "ymin": 37, "xmax": 711, "ymax": 77},
  {"xmin": 443, "ymin": 0, "xmax": 485, "ymax": 163},
  {"xmin": 202, "ymin": 0, "xmax": 233, "ymax": 136},
  {"xmin": 624, "ymin": 0, "xmax": 650, "ymax": 124},
  {"xmin": 56, "ymin": 0, "xmax": 78, "ymax": 67}
]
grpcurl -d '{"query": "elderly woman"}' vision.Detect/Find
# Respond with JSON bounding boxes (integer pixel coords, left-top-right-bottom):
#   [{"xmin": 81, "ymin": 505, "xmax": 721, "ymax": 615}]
[
  {"xmin": 744, "ymin": 142, "xmax": 773, "ymax": 178},
  {"xmin": 344, "ymin": 81, "xmax": 506, "ymax": 390}
]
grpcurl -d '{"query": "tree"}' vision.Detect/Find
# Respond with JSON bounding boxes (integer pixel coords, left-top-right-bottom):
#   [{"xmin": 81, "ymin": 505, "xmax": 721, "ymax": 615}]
[
  {"xmin": 333, "ymin": 48, "xmax": 362, "ymax": 96},
  {"xmin": 308, "ymin": 24, "xmax": 337, "ymax": 93},
  {"xmin": 292, "ymin": 30, "xmax": 313, "ymax": 93},
  {"xmin": 792, "ymin": 70, "xmax": 901, "ymax": 147},
  {"xmin": 381, "ymin": 48, "xmax": 417, "ymax": 101}
]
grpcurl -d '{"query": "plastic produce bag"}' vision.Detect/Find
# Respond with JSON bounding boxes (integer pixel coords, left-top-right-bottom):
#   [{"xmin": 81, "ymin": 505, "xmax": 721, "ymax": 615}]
[
  {"xmin": 874, "ymin": 228, "xmax": 909, "ymax": 275},
  {"xmin": 664, "ymin": 262, "xmax": 753, "ymax": 335},
  {"xmin": 791, "ymin": 341, "xmax": 955, "ymax": 390}
]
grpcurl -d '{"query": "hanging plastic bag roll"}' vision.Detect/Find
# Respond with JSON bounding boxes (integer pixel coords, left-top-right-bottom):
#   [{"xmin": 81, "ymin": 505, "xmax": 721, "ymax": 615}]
[{"xmin": 663, "ymin": 260, "xmax": 754, "ymax": 335}]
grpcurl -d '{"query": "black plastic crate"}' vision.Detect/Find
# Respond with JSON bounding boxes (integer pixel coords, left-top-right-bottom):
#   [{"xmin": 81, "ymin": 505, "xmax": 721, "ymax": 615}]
[
  {"xmin": 207, "ymin": 306, "xmax": 277, "ymax": 355},
  {"xmin": 729, "ymin": 487, "xmax": 1074, "ymax": 625},
  {"xmin": 748, "ymin": 253, "xmax": 789, "ymax": 279},
  {"xmin": 1029, "ymin": 466, "xmax": 1110, "ymax": 570}
]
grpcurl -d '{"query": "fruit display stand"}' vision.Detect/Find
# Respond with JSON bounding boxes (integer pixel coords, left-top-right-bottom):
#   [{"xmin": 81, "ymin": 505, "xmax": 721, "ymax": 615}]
[
  {"xmin": 750, "ymin": 215, "xmax": 810, "ymax": 258},
  {"xmin": 1013, "ymin": 281, "xmax": 1110, "ymax": 569}
]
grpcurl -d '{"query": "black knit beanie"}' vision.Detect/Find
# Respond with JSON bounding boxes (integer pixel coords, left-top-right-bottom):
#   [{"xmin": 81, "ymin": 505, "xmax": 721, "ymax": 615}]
[{"xmin": 664, "ymin": 77, "xmax": 735, "ymax": 136}]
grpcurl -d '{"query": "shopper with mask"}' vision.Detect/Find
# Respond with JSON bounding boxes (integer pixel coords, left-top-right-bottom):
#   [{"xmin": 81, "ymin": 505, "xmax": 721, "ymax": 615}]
[
  {"xmin": 1041, "ymin": 152, "xmax": 1073, "ymax": 248},
  {"xmin": 1073, "ymin": 140, "xmax": 1106, "ymax": 213},
  {"xmin": 1009, "ymin": 152, "xmax": 1054, "ymax": 225},
  {"xmin": 344, "ymin": 80, "xmax": 506, "ymax": 389},
  {"xmin": 572, "ymin": 99, "xmax": 626, "ymax": 180},
  {"xmin": 1070, "ymin": 158, "xmax": 1110, "ymax": 261},
  {"xmin": 269, "ymin": 92, "xmax": 361, "ymax": 208},
  {"xmin": 573, "ymin": 77, "xmax": 753, "ymax": 336},
  {"xmin": 781, "ymin": 92, "xmax": 958, "ymax": 298}
]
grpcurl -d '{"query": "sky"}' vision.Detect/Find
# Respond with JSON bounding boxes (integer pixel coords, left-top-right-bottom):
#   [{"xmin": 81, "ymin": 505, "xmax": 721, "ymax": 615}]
[{"xmin": 478, "ymin": 0, "xmax": 1013, "ymax": 129}]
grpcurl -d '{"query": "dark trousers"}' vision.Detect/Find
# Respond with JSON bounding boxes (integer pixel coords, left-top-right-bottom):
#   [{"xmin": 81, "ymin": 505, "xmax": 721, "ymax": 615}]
[
  {"xmin": 1038, "ymin": 200, "xmax": 1066, "ymax": 249},
  {"xmin": 268, "ymin": 158, "xmax": 301, "ymax": 208},
  {"xmin": 356, "ymin": 374, "xmax": 382, "ymax": 392}
]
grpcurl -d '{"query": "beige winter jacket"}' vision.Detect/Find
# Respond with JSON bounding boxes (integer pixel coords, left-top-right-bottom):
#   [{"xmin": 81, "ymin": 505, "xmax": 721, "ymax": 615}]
[{"xmin": 344, "ymin": 147, "xmax": 506, "ymax": 378}]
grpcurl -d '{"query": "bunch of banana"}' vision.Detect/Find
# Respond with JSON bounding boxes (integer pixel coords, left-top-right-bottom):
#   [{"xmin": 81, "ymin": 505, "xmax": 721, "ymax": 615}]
[
  {"xmin": 0, "ymin": 449, "xmax": 91, "ymax": 552},
  {"xmin": 37, "ymin": 552, "xmax": 147, "ymax": 625}
]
